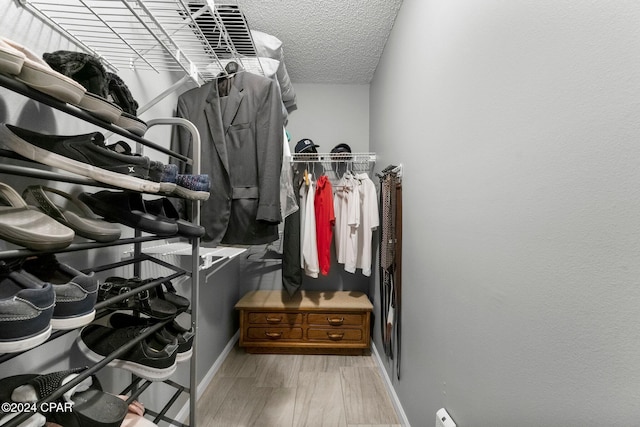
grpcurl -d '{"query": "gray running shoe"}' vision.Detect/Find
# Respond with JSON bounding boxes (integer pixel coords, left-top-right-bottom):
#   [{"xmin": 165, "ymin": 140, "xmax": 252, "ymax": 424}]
[{"xmin": 0, "ymin": 270, "xmax": 54, "ymax": 353}]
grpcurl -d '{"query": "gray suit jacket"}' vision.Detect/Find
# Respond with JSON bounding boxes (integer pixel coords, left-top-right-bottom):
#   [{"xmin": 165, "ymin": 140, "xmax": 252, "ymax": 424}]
[{"xmin": 173, "ymin": 72, "xmax": 284, "ymax": 245}]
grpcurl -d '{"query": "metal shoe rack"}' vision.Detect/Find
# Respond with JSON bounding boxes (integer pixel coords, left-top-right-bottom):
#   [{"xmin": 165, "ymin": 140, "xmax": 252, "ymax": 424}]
[
  {"xmin": 0, "ymin": 77, "xmax": 201, "ymax": 427},
  {"xmin": 0, "ymin": 1, "xmax": 264, "ymax": 425}
]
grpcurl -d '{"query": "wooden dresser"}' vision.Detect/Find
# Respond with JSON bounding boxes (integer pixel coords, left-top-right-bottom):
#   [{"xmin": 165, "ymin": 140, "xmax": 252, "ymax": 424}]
[{"xmin": 235, "ymin": 290, "xmax": 373, "ymax": 355}]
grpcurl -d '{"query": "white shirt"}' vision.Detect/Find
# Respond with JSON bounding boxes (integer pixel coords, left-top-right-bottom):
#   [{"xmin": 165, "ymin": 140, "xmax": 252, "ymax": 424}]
[
  {"xmin": 333, "ymin": 173, "xmax": 352, "ymax": 265},
  {"xmin": 300, "ymin": 175, "xmax": 319, "ymax": 278},
  {"xmin": 342, "ymin": 173, "xmax": 378, "ymax": 276}
]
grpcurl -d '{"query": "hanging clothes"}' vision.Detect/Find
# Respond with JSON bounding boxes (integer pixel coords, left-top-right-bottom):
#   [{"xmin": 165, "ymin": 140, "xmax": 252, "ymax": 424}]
[
  {"xmin": 300, "ymin": 174, "xmax": 319, "ymax": 278},
  {"xmin": 345, "ymin": 173, "xmax": 379, "ymax": 277},
  {"xmin": 334, "ymin": 172, "xmax": 359, "ymax": 267},
  {"xmin": 378, "ymin": 167, "xmax": 403, "ymax": 380},
  {"xmin": 314, "ymin": 174, "xmax": 335, "ymax": 276},
  {"xmin": 171, "ymin": 71, "xmax": 284, "ymax": 246}
]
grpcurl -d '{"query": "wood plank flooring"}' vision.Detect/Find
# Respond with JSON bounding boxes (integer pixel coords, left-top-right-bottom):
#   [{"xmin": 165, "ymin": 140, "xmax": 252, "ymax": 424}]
[{"xmin": 196, "ymin": 345, "xmax": 402, "ymax": 427}]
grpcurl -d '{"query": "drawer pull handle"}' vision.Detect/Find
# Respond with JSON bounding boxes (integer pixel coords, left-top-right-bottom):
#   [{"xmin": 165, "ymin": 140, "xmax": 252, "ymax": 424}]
[
  {"xmin": 327, "ymin": 317, "xmax": 344, "ymax": 326},
  {"xmin": 327, "ymin": 332, "xmax": 344, "ymax": 341},
  {"xmin": 266, "ymin": 316, "xmax": 282, "ymax": 324},
  {"xmin": 265, "ymin": 331, "xmax": 282, "ymax": 339}
]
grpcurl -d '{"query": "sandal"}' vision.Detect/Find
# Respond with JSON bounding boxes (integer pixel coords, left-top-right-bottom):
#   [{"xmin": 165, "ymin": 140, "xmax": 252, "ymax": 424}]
[
  {"xmin": 22, "ymin": 186, "xmax": 121, "ymax": 243},
  {"xmin": 0, "ymin": 182, "xmax": 74, "ymax": 250},
  {"xmin": 148, "ymin": 279, "xmax": 190, "ymax": 314},
  {"xmin": 98, "ymin": 277, "xmax": 177, "ymax": 320},
  {"xmin": 0, "ymin": 368, "xmax": 127, "ymax": 427}
]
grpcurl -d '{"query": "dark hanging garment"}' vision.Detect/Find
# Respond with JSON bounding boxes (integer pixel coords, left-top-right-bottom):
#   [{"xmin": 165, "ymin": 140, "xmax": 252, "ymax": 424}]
[
  {"xmin": 172, "ymin": 72, "xmax": 284, "ymax": 245},
  {"xmin": 378, "ymin": 167, "xmax": 403, "ymax": 379}
]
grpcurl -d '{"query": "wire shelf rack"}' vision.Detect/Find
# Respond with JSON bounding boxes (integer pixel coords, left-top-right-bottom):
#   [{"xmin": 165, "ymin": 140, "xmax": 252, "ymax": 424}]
[{"xmin": 18, "ymin": 0, "xmax": 263, "ymax": 83}]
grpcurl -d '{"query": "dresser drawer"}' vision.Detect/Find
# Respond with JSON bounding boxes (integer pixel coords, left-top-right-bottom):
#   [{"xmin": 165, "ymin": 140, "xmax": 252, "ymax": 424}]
[
  {"xmin": 307, "ymin": 313, "xmax": 365, "ymax": 327},
  {"xmin": 247, "ymin": 312, "xmax": 303, "ymax": 325},
  {"xmin": 245, "ymin": 327, "xmax": 303, "ymax": 341},
  {"xmin": 307, "ymin": 328, "xmax": 363, "ymax": 342}
]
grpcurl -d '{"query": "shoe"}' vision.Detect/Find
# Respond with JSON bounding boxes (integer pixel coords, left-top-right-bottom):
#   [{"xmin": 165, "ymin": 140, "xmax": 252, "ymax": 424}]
[
  {"xmin": 79, "ymin": 191, "xmax": 178, "ymax": 236},
  {"xmin": 77, "ymin": 324, "xmax": 178, "ymax": 381},
  {"xmin": 21, "ymin": 254, "xmax": 98, "ymax": 330},
  {"xmin": 172, "ymin": 174, "xmax": 210, "ymax": 201},
  {"xmin": 0, "ymin": 368, "xmax": 128, "ymax": 427},
  {"xmin": 43, "ymin": 51, "xmax": 124, "ymax": 124},
  {"xmin": 0, "ymin": 38, "xmax": 25, "ymax": 76},
  {"xmin": 115, "ymin": 112, "xmax": 147, "ymax": 137},
  {"xmin": 77, "ymin": 92, "xmax": 123, "ymax": 124},
  {"xmin": 1, "ymin": 38, "xmax": 86, "ymax": 105},
  {"xmin": 109, "ymin": 313, "xmax": 194, "ymax": 363},
  {"xmin": 0, "ymin": 182, "xmax": 74, "ymax": 251},
  {"xmin": 0, "ymin": 124, "xmax": 159, "ymax": 193},
  {"xmin": 106, "ymin": 143, "xmax": 177, "ymax": 187},
  {"xmin": 22, "ymin": 185, "xmax": 121, "ymax": 243},
  {"xmin": 98, "ymin": 276, "xmax": 177, "ymax": 320},
  {"xmin": 106, "ymin": 72, "xmax": 139, "ymax": 116},
  {"xmin": 143, "ymin": 198, "xmax": 205, "ymax": 238},
  {"xmin": 0, "ymin": 270, "xmax": 54, "ymax": 353},
  {"xmin": 148, "ymin": 161, "xmax": 178, "ymax": 193}
]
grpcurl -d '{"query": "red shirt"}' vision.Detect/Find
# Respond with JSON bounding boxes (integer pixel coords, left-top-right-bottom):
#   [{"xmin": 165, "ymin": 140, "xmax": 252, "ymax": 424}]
[{"xmin": 314, "ymin": 175, "xmax": 335, "ymax": 275}]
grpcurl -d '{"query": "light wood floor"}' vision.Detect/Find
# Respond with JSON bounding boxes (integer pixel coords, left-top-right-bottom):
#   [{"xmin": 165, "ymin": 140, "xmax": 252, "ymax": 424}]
[{"xmin": 196, "ymin": 344, "xmax": 402, "ymax": 427}]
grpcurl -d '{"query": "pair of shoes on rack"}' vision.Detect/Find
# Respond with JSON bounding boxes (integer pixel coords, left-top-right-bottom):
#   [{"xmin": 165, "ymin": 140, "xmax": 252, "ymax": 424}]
[
  {"xmin": 22, "ymin": 185, "xmax": 121, "ymax": 243},
  {"xmin": 0, "ymin": 254, "xmax": 98, "ymax": 354},
  {"xmin": 0, "ymin": 367, "xmax": 128, "ymax": 427},
  {"xmin": 76, "ymin": 313, "xmax": 186, "ymax": 381},
  {"xmin": 20, "ymin": 254, "xmax": 98, "ymax": 331},
  {"xmin": 108, "ymin": 140, "xmax": 211, "ymax": 201},
  {"xmin": 0, "ymin": 182, "xmax": 74, "ymax": 251},
  {"xmin": 79, "ymin": 190, "xmax": 205, "ymax": 237},
  {"xmin": 0, "ymin": 124, "xmax": 211, "ymax": 200},
  {"xmin": 93, "ymin": 276, "xmax": 193, "ymax": 366},
  {"xmin": 97, "ymin": 276, "xmax": 190, "ymax": 320},
  {"xmin": 0, "ymin": 124, "xmax": 161, "ymax": 194},
  {"xmin": 0, "ymin": 37, "xmax": 86, "ymax": 105},
  {"xmin": 43, "ymin": 51, "xmax": 147, "ymax": 135}
]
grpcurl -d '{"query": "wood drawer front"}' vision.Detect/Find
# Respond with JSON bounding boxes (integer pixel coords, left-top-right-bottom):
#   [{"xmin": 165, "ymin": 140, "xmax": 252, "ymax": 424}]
[
  {"xmin": 246, "ymin": 327, "xmax": 303, "ymax": 341},
  {"xmin": 247, "ymin": 312, "xmax": 302, "ymax": 325},
  {"xmin": 307, "ymin": 313, "xmax": 365, "ymax": 327},
  {"xmin": 307, "ymin": 328, "xmax": 363, "ymax": 343}
]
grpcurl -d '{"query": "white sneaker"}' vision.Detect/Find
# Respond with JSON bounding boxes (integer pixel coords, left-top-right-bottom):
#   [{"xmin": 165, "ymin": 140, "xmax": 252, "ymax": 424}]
[
  {"xmin": 1, "ymin": 37, "xmax": 86, "ymax": 104},
  {"xmin": 0, "ymin": 38, "xmax": 25, "ymax": 75}
]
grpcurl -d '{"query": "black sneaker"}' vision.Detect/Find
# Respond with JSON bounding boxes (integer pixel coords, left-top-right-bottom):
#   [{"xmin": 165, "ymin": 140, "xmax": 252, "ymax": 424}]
[
  {"xmin": 77, "ymin": 324, "xmax": 178, "ymax": 381},
  {"xmin": 0, "ymin": 124, "xmax": 158, "ymax": 193},
  {"xmin": 109, "ymin": 313, "xmax": 194, "ymax": 363},
  {"xmin": 0, "ymin": 271, "xmax": 54, "ymax": 353},
  {"xmin": 21, "ymin": 255, "xmax": 98, "ymax": 330},
  {"xmin": 78, "ymin": 191, "xmax": 178, "ymax": 236}
]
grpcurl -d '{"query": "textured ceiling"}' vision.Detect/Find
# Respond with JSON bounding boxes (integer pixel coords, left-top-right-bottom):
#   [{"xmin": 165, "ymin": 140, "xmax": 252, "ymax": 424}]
[{"xmin": 236, "ymin": 0, "xmax": 403, "ymax": 84}]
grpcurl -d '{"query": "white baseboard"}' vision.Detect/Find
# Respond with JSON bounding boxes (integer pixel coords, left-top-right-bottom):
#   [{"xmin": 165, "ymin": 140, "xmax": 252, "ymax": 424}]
[
  {"xmin": 371, "ymin": 342, "xmax": 411, "ymax": 427},
  {"xmin": 171, "ymin": 330, "xmax": 240, "ymax": 426}
]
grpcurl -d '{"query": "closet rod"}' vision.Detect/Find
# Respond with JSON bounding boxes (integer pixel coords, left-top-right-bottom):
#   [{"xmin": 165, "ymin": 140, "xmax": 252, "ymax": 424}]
[{"xmin": 289, "ymin": 152, "xmax": 377, "ymax": 163}]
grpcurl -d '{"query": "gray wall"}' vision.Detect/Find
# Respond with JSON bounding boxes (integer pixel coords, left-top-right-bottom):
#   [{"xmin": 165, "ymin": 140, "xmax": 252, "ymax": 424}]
[{"xmin": 371, "ymin": 1, "xmax": 640, "ymax": 425}]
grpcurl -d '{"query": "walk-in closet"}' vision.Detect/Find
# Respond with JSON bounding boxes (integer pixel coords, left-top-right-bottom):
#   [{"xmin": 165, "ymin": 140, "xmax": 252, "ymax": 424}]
[{"xmin": 1, "ymin": 1, "xmax": 640, "ymax": 426}]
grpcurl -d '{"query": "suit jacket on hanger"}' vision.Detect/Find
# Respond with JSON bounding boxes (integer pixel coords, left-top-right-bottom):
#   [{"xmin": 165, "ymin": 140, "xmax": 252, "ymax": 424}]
[{"xmin": 172, "ymin": 71, "xmax": 284, "ymax": 245}]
